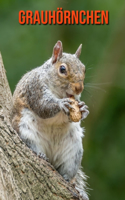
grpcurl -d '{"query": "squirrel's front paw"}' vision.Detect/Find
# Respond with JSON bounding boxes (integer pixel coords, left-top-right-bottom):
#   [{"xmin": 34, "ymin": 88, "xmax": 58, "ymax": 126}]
[
  {"xmin": 58, "ymin": 98, "xmax": 74, "ymax": 116},
  {"xmin": 78, "ymin": 101, "xmax": 89, "ymax": 120}
]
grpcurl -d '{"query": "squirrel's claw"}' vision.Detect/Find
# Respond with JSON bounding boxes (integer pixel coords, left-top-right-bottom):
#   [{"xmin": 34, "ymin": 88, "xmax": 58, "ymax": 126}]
[
  {"xmin": 78, "ymin": 101, "xmax": 85, "ymax": 108},
  {"xmin": 80, "ymin": 105, "xmax": 89, "ymax": 112},
  {"xmin": 64, "ymin": 102, "xmax": 75, "ymax": 110},
  {"xmin": 78, "ymin": 101, "xmax": 89, "ymax": 120},
  {"xmin": 58, "ymin": 98, "xmax": 74, "ymax": 116},
  {"xmin": 81, "ymin": 109, "xmax": 89, "ymax": 120},
  {"xmin": 38, "ymin": 153, "xmax": 49, "ymax": 162}
]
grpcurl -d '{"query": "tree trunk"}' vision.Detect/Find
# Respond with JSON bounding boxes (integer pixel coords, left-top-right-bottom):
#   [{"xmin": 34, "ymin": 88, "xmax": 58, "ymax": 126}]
[{"xmin": 0, "ymin": 53, "xmax": 81, "ymax": 200}]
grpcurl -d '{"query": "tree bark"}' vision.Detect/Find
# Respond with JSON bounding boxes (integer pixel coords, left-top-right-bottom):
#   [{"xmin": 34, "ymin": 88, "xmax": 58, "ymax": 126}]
[{"xmin": 0, "ymin": 53, "xmax": 82, "ymax": 200}]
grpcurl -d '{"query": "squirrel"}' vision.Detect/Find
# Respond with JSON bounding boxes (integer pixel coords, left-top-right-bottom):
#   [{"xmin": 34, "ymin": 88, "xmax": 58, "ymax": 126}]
[{"xmin": 11, "ymin": 41, "xmax": 89, "ymax": 200}]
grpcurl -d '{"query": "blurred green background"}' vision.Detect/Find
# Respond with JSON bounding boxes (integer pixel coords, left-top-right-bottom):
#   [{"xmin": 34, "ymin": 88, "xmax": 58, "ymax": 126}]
[{"xmin": 0, "ymin": 0, "xmax": 125, "ymax": 200}]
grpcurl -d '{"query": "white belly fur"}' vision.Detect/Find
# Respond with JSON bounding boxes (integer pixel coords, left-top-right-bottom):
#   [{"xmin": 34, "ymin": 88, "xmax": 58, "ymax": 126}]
[{"xmin": 19, "ymin": 108, "xmax": 84, "ymax": 169}]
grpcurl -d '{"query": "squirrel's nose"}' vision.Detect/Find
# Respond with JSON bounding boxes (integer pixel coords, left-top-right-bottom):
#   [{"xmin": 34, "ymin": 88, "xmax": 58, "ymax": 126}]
[{"xmin": 71, "ymin": 82, "xmax": 84, "ymax": 95}]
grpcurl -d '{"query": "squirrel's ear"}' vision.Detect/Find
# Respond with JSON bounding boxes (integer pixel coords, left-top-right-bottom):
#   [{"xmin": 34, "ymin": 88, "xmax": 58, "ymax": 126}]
[
  {"xmin": 75, "ymin": 44, "xmax": 82, "ymax": 58},
  {"xmin": 52, "ymin": 40, "xmax": 63, "ymax": 64}
]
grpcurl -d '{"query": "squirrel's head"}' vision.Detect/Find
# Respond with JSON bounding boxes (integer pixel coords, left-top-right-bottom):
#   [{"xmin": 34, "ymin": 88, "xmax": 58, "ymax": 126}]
[{"xmin": 48, "ymin": 40, "xmax": 86, "ymax": 99}]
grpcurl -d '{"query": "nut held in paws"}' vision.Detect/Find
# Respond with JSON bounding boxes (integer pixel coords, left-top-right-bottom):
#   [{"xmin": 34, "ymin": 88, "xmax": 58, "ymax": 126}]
[{"xmin": 69, "ymin": 98, "xmax": 81, "ymax": 122}]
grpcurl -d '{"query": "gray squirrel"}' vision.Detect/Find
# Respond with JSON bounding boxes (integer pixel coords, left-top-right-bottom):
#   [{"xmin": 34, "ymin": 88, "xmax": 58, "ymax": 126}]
[{"xmin": 12, "ymin": 41, "xmax": 89, "ymax": 200}]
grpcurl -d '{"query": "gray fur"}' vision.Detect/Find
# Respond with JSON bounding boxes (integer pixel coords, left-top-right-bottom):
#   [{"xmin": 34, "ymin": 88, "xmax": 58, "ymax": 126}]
[{"xmin": 12, "ymin": 41, "xmax": 89, "ymax": 200}]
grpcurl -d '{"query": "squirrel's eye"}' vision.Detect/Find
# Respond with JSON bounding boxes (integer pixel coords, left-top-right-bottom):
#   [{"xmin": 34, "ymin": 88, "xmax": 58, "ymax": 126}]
[{"xmin": 60, "ymin": 65, "xmax": 66, "ymax": 74}]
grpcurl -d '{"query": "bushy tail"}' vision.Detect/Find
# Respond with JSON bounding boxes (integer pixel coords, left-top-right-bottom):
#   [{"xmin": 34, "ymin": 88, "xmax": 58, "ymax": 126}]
[{"xmin": 71, "ymin": 168, "xmax": 89, "ymax": 200}]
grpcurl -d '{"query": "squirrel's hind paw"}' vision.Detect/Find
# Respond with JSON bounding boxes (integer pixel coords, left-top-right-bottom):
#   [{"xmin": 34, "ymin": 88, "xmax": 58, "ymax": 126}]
[{"xmin": 38, "ymin": 153, "xmax": 49, "ymax": 162}]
